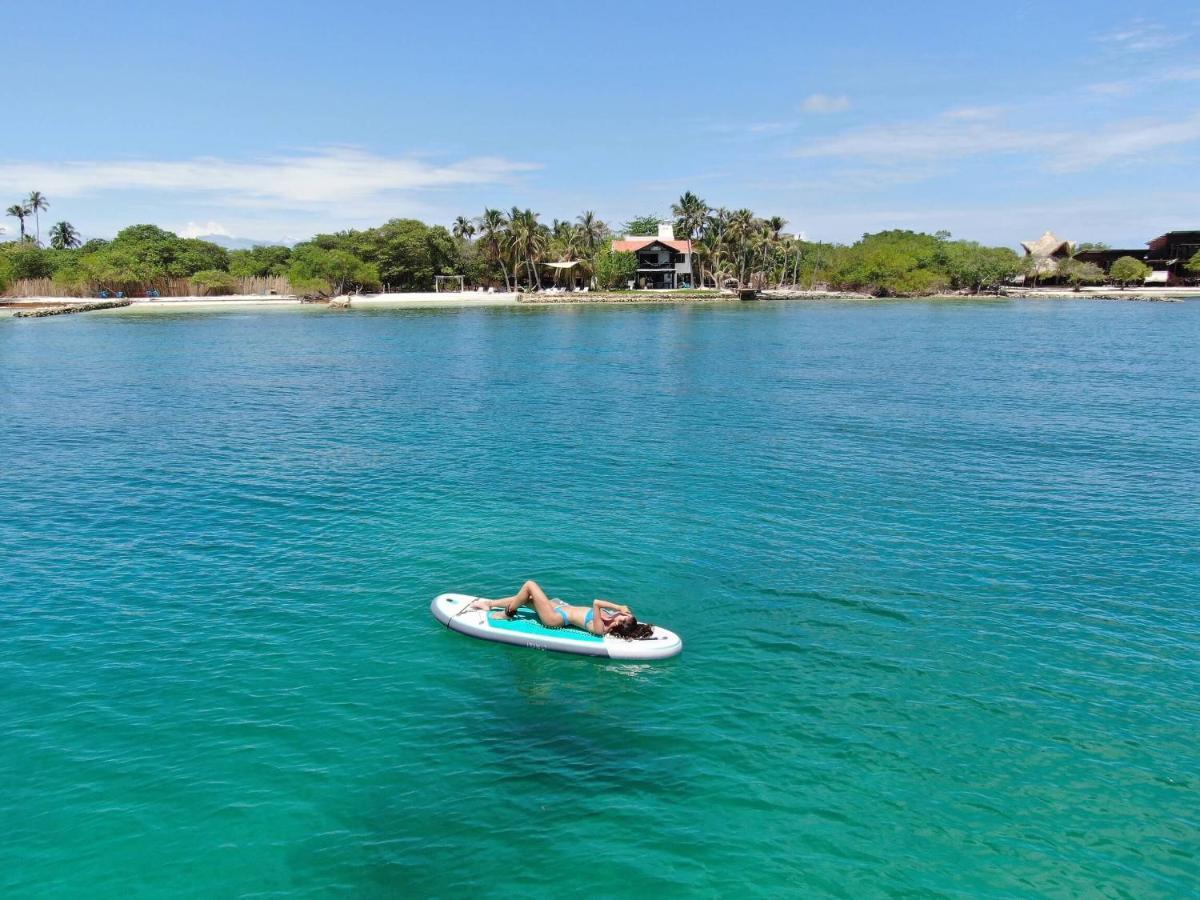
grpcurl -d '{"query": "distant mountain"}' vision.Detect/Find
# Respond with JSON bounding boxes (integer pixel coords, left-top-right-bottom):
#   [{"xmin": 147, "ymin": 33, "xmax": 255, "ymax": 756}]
[{"xmin": 192, "ymin": 234, "xmax": 290, "ymax": 250}]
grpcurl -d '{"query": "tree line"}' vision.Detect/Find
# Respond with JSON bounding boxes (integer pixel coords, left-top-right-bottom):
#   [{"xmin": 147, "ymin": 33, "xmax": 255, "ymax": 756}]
[{"xmin": 4, "ymin": 190, "xmax": 1198, "ymax": 296}]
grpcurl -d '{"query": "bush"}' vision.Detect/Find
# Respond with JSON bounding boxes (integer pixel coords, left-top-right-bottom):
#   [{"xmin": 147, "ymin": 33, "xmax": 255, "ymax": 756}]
[
  {"xmin": 287, "ymin": 246, "xmax": 380, "ymax": 294},
  {"xmin": 1108, "ymin": 256, "xmax": 1151, "ymax": 287},
  {"xmin": 593, "ymin": 247, "xmax": 637, "ymax": 289},
  {"xmin": 190, "ymin": 269, "xmax": 240, "ymax": 295}
]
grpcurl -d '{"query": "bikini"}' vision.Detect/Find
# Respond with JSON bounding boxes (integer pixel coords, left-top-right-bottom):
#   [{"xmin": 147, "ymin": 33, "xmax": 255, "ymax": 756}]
[{"xmin": 551, "ymin": 599, "xmax": 594, "ymax": 630}]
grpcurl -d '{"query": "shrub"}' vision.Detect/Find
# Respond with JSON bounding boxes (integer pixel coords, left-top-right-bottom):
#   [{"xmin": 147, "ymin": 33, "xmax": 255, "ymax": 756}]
[
  {"xmin": 190, "ymin": 269, "xmax": 239, "ymax": 295},
  {"xmin": 1108, "ymin": 256, "xmax": 1151, "ymax": 287}
]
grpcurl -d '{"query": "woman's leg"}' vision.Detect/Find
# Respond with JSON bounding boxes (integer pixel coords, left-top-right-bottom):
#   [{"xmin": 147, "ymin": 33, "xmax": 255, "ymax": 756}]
[{"xmin": 505, "ymin": 580, "xmax": 563, "ymax": 627}]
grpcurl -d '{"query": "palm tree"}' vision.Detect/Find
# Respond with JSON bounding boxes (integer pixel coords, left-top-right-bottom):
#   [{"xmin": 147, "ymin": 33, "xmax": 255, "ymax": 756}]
[
  {"xmin": 452, "ymin": 215, "xmax": 476, "ymax": 241},
  {"xmin": 49, "ymin": 220, "xmax": 81, "ymax": 250},
  {"xmin": 26, "ymin": 192, "xmax": 48, "ymax": 245},
  {"xmin": 671, "ymin": 192, "xmax": 710, "ymax": 287},
  {"xmin": 505, "ymin": 207, "xmax": 547, "ymax": 290},
  {"xmin": 6, "ymin": 203, "xmax": 30, "ymax": 241},
  {"xmin": 476, "ymin": 208, "xmax": 511, "ymax": 291},
  {"xmin": 575, "ymin": 211, "xmax": 608, "ymax": 287}
]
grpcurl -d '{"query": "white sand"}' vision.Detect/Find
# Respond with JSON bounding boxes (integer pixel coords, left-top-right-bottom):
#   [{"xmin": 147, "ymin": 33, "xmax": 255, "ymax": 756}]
[{"xmin": 2, "ymin": 291, "xmax": 522, "ymax": 316}]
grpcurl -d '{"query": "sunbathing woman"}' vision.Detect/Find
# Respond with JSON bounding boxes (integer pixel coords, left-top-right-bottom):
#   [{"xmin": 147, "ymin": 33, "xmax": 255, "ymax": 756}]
[{"xmin": 470, "ymin": 580, "xmax": 653, "ymax": 639}]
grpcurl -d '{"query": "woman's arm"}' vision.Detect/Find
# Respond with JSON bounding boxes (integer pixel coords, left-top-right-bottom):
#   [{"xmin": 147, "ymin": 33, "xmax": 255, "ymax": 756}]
[
  {"xmin": 592, "ymin": 598, "xmax": 631, "ymax": 613},
  {"xmin": 591, "ymin": 600, "xmax": 611, "ymax": 634}
]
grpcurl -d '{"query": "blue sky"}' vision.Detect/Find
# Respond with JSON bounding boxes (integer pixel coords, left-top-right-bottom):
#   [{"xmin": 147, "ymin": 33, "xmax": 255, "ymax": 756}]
[{"xmin": 2, "ymin": 0, "xmax": 1198, "ymax": 248}]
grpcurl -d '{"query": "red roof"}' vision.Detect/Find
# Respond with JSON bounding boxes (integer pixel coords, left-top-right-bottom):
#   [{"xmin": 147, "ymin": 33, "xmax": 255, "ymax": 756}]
[{"xmin": 611, "ymin": 238, "xmax": 692, "ymax": 253}]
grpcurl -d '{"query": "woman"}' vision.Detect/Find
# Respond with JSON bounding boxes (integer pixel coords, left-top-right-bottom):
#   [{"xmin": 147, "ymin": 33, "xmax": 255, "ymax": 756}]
[{"xmin": 470, "ymin": 580, "xmax": 652, "ymax": 639}]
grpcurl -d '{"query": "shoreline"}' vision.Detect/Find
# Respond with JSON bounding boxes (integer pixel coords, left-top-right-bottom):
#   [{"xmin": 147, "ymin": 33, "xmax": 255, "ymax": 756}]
[{"xmin": 2, "ymin": 287, "xmax": 1196, "ymax": 318}]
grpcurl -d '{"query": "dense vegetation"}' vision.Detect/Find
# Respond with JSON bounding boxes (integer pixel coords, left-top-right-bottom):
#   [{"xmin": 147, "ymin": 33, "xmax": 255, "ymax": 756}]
[{"xmin": 3, "ymin": 189, "xmax": 1190, "ymax": 297}]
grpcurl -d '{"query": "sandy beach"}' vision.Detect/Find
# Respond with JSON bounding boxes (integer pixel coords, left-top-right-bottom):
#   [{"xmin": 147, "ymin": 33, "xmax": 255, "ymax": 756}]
[{"xmin": 3, "ymin": 287, "xmax": 1196, "ymax": 319}]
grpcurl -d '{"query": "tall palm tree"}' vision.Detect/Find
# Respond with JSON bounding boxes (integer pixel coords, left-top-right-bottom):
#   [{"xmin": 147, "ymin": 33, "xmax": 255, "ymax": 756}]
[
  {"xmin": 576, "ymin": 211, "xmax": 608, "ymax": 286},
  {"xmin": 26, "ymin": 192, "xmax": 48, "ymax": 245},
  {"xmin": 671, "ymin": 192, "xmax": 710, "ymax": 287},
  {"xmin": 476, "ymin": 208, "xmax": 511, "ymax": 291},
  {"xmin": 452, "ymin": 215, "xmax": 476, "ymax": 241},
  {"xmin": 6, "ymin": 203, "xmax": 30, "ymax": 241},
  {"xmin": 505, "ymin": 207, "xmax": 547, "ymax": 290},
  {"xmin": 49, "ymin": 220, "xmax": 81, "ymax": 250}
]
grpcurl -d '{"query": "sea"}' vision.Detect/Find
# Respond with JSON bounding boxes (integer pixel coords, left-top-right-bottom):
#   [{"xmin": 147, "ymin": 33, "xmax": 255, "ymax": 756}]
[{"xmin": 2, "ymin": 297, "xmax": 1197, "ymax": 897}]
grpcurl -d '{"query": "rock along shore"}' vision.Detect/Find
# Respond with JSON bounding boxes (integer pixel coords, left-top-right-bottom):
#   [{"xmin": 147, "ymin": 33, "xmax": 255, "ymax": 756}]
[{"xmin": 12, "ymin": 299, "xmax": 133, "ymax": 318}]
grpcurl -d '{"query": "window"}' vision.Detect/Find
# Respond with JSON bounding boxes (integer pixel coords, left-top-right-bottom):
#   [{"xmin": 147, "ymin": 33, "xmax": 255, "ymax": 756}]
[{"xmin": 672, "ymin": 253, "xmax": 685, "ymax": 263}]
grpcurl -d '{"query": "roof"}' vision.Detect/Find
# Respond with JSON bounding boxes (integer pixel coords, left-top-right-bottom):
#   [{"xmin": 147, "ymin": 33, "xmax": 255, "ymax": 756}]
[
  {"xmin": 611, "ymin": 238, "xmax": 692, "ymax": 253},
  {"xmin": 1021, "ymin": 231, "xmax": 1074, "ymax": 258},
  {"xmin": 543, "ymin": 260, "xmax": 580, "ymax": 269}
]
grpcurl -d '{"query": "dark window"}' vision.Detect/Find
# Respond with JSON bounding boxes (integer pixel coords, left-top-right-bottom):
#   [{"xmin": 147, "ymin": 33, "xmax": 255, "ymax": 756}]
[{"xmin": 672, "ymin": 253, "xmax": 685, "ymax": 263}]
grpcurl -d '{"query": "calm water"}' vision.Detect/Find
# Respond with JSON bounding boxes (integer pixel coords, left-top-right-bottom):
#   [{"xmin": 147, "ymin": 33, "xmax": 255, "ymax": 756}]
[{"xmin": 1, "ymin": 299, "xmax": 1198, "ymax": 898}]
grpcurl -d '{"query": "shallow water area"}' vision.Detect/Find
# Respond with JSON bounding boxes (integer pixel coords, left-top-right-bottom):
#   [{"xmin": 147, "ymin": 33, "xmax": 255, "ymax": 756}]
[{"xmin": 1, "ymin": 298, "xmax": 1198, "ymax": 897}]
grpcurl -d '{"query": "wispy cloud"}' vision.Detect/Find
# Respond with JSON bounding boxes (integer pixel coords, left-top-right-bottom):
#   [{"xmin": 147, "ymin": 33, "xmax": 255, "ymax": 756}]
[
  {"xmin": 1094, "ymin": 19, "xmax": 1187, "ymax": 53},
  {"xmin": 800, "ymin": 93, "xmax": 851, "ymax": 114},
  {"xmin": 0, "ymin": 148, "xmax": 541, "ymax": 212},
  {"xmin": 793, "ymin": 107, "xmax": 1200, "ymax": 172}
]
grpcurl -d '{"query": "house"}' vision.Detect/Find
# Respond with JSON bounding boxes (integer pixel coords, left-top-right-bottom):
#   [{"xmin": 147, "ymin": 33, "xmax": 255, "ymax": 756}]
[
  {"xmin": 612, "ymin": 223, "xmax": 693, "ymax": 289},
  {"xmin": 1145, "ymin": 231, "xmax": 1200, "ymax": 284},
  {"xmin": 1072, "ymin": 231, "xmax": 1199, "ymax": 284},
  {"xmin": 1020, "ymin": 230, "xmax": 1074, "ymax": 279}
]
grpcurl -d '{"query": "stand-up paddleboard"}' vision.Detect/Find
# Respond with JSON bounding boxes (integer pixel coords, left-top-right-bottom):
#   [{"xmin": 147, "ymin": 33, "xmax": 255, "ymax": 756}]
[{"xmin": 431, "ymin": 593, "xmax": 682, "ymax": 660}]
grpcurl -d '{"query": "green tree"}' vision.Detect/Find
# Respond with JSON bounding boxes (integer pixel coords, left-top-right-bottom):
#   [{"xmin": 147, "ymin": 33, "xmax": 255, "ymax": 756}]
[
  {"xmin": 1108, "ymin": 256, "xmax": 1151, "ymax": 288},
  {"xmin": 593, "ymin": 247, "xmax": 637, "ymax": 289},
  {"xmin": 229, "ymin": 245, "xmax": 292, "ymax": 277},
  {"xmin": 832, "ymin": 230, "xmax": 950, "ymax": 296},
  {"xmin": 89, "ymin": 225, "xmax": 229, "ymax": 281},
  {"xmin": 6, "ymin": 204, "xmax": 30, "ymax": 241},
  {"xmin": 671, "ymin": 193, "xmax": 711, "ymax": 287},
  {"xmin": 26, "ymin": 192, "xmax": 48, "ymax": 245},
  {"xmin": 940, "ymin": 241, "xmax": 1021, "ymax": 293},
  {"xmin": 189, "ymin": 269, "xmax": 240, "ymax": 295},
  {"xmin": 622, "ymin": 215, "xmax": 661, "ymax": 236},
  {"xmin": 505, "ymin": 208, "xmax": 547, "ymax": 289},
  {"xmin": 1186, "ymin": 250, "xmax": 1200, "ymax": 276},
  {"xmin": 48, "ymin": 221, "xmax": 81, "ymax": 250},
  {"xmin": 476, "ymin": 208, "xmax": 511, "ymax": 291},
  {"xmin": 452, "ymin": 216, "xmax": 476, "ymax": 241},
  {"xmin": 287, "ymin": 245, "xmax": 379, "ymax": 295},
  {"xmin": 1056, "ymin": 257, "xmax": 1104, "ymax": 291},
  {"xmin": 0, "ymin": 243, "xmax": 54, "ymax": 280}
]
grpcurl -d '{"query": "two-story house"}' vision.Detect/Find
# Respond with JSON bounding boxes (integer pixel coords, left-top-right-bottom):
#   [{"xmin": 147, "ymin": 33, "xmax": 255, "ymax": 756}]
[{"xmin": 611, "ymin": 223, "xmax": 693, "ymax": 289}]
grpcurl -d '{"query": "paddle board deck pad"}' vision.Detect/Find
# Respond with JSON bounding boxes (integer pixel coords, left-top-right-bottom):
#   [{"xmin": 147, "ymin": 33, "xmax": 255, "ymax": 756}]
[{"xmin": 431, "ymin": 593, "xmax": 682, "ymax": 660}]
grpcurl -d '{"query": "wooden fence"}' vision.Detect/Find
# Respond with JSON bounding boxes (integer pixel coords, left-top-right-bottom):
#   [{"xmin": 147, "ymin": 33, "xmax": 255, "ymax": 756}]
[{"xmin": 2, "ymin": 275, "xmax": 294, "ymax": 299}]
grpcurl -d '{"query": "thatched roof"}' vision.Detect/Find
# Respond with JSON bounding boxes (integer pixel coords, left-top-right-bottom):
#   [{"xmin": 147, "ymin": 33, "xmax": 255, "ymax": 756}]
[{"xmin": 1021, "ymin": 231, "xmax": 1074, "ymax": 258}]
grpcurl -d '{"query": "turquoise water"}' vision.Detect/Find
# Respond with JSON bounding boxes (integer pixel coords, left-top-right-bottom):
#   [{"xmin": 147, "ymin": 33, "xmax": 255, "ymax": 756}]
[{"xmin": 2, "ymin": 299, "xmax": 1198, "ymax": 898}]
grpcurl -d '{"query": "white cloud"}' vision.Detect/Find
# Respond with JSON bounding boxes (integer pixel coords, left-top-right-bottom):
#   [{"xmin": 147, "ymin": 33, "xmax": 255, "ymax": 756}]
[
  {"xmin": 1095, "ymin": 19, "xmax": 1187, "ymax": 53},
  {"xmin": 0, "ymin": 148, "xmax": 541, "ymax": 213},
  {"xmin": 800, "ymin": 93, "xmax": 851, "ymax": 114},
  {"xmin": 1086, "ymin": 81, "xmax": 1136, "ymax": 97},
  {"xmin": 793, "ymin": 107, "xmax": 1200, "ymax": 172},
  {"xmin": 1050, "ymin": 113, "xmax": 1200, "ymax": 172},
  {"xmin": 179, "ymin": 220, "xmax": 231, "ymax": 238},
  {"xmin": 794, "ymin": 108, "xmax": 1055, "ymax": 162}
]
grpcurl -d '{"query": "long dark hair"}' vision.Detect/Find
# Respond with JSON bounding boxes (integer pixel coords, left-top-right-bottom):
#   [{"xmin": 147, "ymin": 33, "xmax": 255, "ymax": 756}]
[{"xmin": 608, "ymin": 615, "xmax": 655, "ymax": 640}]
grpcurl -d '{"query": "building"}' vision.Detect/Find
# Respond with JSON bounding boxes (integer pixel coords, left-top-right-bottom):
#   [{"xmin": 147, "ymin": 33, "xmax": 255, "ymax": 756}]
[
  {"xmin": 1070, "ymin": 231, "xmax": 1199, "ymax": 285},
  {"xmin": 1146, "ymin": 231, "xmax": 1200, "ymax": 284},
  {"xmin": 612, "ymin": 223, "xmax": 693, "ymax": 289},
  {"xmin": 1020, "ymin": 230, "xmax": 1074, "ymax": 279}
]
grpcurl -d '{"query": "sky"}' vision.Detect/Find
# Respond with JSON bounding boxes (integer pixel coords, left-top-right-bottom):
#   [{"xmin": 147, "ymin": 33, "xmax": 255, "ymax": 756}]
[{"xmin": 2, "ymin": 0, "xmax": 1198, "ymax": 249}]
